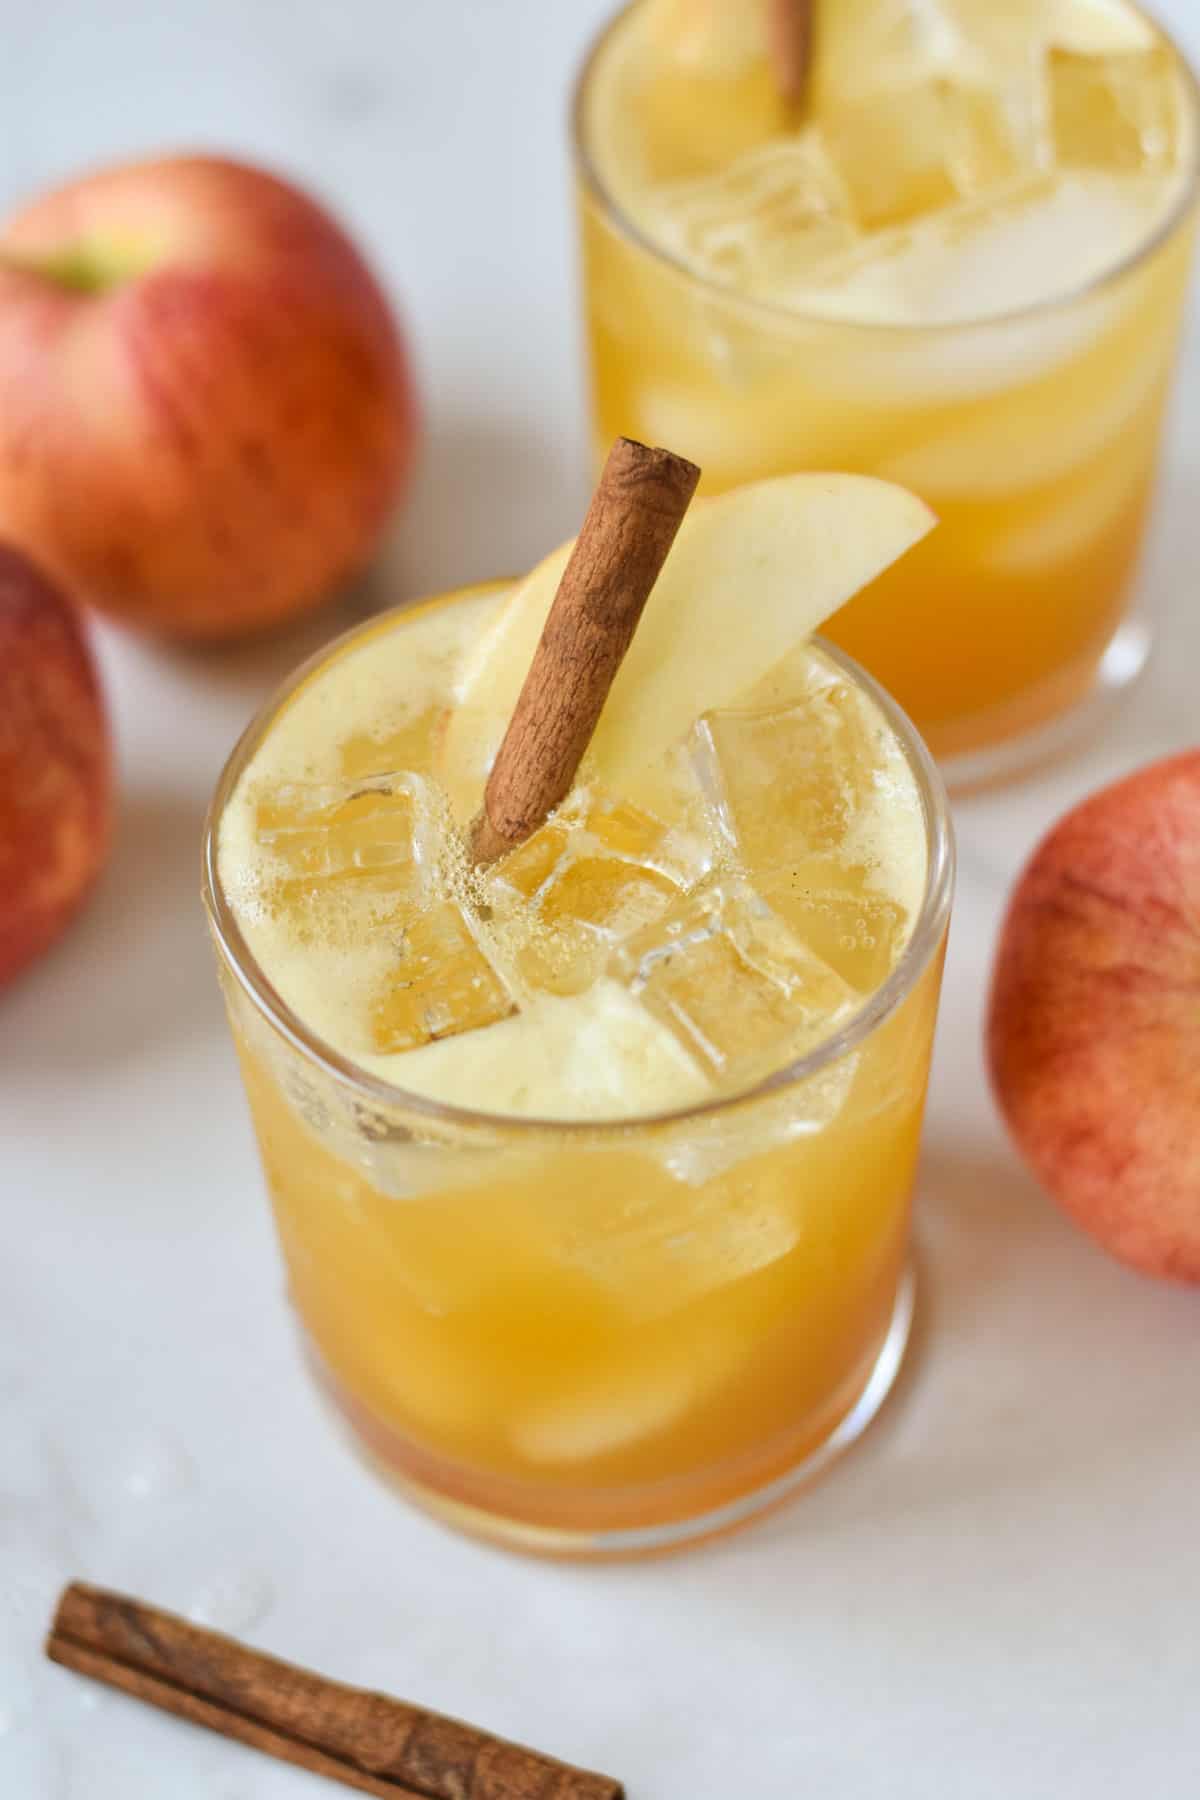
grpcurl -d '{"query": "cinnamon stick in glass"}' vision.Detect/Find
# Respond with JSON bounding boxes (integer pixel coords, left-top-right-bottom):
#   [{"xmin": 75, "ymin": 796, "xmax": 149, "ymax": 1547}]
[
  {"xmin": 769, "ymin": 0, "xmax": 815, "ymax": 105},
  {"xmin": 46, "ymin": 1583, "xmax": 623, "ymax": 1800},
  {"xmin": 471, "ymin": 436, "xmax": 700, "ymax": 866}
]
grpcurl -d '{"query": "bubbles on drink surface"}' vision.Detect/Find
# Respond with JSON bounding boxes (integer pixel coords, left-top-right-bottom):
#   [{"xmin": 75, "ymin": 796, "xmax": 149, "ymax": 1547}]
[
  {"xmin": 253, "ymin": 773, "xmax": 439, "ymax": 902},
  {"xmin": 483, "ymin": 789, "xmax": 711, "ymax": 996},
  {"xmin": 599, "ymin": 0, "xmax": 1192, "ymax": 323},
  {"xmin": 218, "ymin": 589, "xmax": 926, "ymax": 1116},
  {"xmin": 369, "ymin": 898, "xmax": 516, "ymax": 1052},
  {"xmin": 648, "ymin": 138, "xmax": 856, "ymax": 295}
]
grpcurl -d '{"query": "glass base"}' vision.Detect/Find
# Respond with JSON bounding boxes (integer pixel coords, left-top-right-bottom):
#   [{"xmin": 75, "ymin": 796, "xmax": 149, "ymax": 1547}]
[
  {"xmin": 935, "ymin": 614, "xmax": 1151, "ymax": 794},
  {"xmin": 306, "ymin": 1262, "xmax": 916, "ymax": 1560}
]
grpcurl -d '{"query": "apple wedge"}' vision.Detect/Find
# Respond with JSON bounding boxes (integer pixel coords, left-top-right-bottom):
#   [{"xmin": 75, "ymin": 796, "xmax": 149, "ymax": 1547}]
[{"xmin": 438, "ymin": 472, "xmax": 935, "ymax": 818}]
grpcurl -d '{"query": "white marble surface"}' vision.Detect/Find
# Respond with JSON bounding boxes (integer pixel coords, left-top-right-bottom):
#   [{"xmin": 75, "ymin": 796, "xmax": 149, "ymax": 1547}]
[{"xmin": 3, "ymin": 3, "xmax": 1200, "ymax": 1795}]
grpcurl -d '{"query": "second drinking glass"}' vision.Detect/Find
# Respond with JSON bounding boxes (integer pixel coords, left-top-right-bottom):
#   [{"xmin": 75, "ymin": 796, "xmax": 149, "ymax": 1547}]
[{"xmin": 573, "ymin": 0, "xmax": 1200, "ymax": 777}]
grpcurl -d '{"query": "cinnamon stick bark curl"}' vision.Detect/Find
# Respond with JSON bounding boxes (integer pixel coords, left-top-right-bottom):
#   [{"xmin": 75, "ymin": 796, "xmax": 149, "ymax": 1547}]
[
  {"xmin": 769, "ymin": 0, "xmax": 816, "ymax": 105},
  {"xmin": 471, "ymin": 437, "xmax": 700, "ymax": 866},
  {"xmin": 46, "ymin": 1583, "xmax": 623, "ymax": 1800}
]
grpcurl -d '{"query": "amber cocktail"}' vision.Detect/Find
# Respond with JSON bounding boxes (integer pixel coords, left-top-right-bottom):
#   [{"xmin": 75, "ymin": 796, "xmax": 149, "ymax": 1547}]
[
  {"xmin": 205, "ymin": 478, "xmax": 952, "ymax": 1554},
  {"xmin": 575, "ymin": 0, "xmax": 1199, "ymax": 775}
]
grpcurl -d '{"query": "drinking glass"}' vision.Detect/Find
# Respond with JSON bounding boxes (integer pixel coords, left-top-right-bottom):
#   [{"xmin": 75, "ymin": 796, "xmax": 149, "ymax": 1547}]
[
  {"xmin": 204, "ymin": 590, "xmax": 953, "ymax": 1555},
  {"xmin": 573, "ymin": 1, "xmax": 1200, "ymax": 779}
]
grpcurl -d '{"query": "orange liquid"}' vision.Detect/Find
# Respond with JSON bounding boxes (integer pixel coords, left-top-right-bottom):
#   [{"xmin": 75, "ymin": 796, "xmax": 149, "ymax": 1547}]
[
  {"xmin": 575, "ymin": 0, "xmax": 1198, "ymax": 759},
  {"xmin": 827, "ymin": 448, "xmax": 1158, "ymax": 755},
  {"xmin": 581, "ymin": 183, "xmax": 1191, "ymax": 757},
  {"xmin": 209, "ymin": 593, "xmax": 948, "ymax": 1549},
  {"xmin": 228, "ymin": 958, "xmax": 941, "ymax": 1543}
]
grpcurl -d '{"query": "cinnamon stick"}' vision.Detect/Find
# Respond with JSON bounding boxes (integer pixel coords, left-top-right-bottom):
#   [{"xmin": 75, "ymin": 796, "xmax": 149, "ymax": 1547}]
[
  {"xmin": 768, "ymin": 0, "xmax": 815, "ymax": 106},
  {"xmin": 46, "ymin": 1583, "xmax": 623, "ymax": 1800},
  {"xmin": 471, "ymin": 437, "xmax": 700, "ymax": 865}
]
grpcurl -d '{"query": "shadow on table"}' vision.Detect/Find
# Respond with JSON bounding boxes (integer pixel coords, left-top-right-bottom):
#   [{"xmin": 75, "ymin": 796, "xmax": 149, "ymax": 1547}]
[
  {"xmin": 701, "ymin": 1144, "xmax": 1097, "ymax": 1558},
  {"xmin": 130, "ymin": 577, "xmax": 387, "ymax": 713},
  {"xmin": 2, "ymin": 787, "xmax": 222, "ymax": 1078}
]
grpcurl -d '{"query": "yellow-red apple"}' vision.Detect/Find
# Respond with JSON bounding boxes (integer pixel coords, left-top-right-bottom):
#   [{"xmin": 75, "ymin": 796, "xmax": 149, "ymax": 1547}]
[
  {"xmin": 987, "ymin": 752, "xmax": 1200, "ymax": 1282},
  {"xmin": 0, "ymin": 545, "xmax": 111, "ymax": 985},
  {"xmin": 0, "ymin": 154, "xmax": 416, "ymax": 639}
]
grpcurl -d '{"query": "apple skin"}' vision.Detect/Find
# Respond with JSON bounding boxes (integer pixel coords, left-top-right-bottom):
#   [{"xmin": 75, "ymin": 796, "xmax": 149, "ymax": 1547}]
[
  {"xmin": 0, "ymin": 154, "xmax": 416, "ymax": 639},
  {"xmin": 987, "ymin": 751, "xmax": 1200, "ymax": 1283},
  {"xmin": 0, "ymin": 544, "xmax": 112, "ymax": 987}
]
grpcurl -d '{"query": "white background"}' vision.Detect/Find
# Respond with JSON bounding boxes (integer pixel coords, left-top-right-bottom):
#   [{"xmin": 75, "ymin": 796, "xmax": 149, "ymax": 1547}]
[{"xmin": 3, "ymin": 3, "xmax": 1200, "ymax": 1795}]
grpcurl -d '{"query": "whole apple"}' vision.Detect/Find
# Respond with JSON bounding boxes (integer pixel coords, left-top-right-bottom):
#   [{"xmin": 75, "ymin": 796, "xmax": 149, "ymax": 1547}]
[
  {"xmin": 0, "ymin": 154, "xmax": 416, "ymax": 639},
  {"xmin": 0, "ymin": 545, "xmax": 111, "ymax": 986},
  {"xmin": 987, "ymin": 752, "xmax": 1200, "ymax": 1283}
]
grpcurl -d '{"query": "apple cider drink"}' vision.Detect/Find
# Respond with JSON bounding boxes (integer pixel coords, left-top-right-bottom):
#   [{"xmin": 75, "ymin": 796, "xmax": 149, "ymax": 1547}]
[
  {"xmin": 205, "ymin": 472, "xmax": 952, "ymax": 1552},
  {"xmin": 575, "ymin": 0, "xmax": 1200, "ymax": 769}
]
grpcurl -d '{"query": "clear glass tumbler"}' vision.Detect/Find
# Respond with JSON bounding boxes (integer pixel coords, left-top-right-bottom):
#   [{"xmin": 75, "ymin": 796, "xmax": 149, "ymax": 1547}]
[
  {"xmin": 573, "ymin": 0, "xmax": 1200, "ymax": 781},
  {"xmin": 204, "ymin": 595, "xmax": 953, "ymax": 1556}
]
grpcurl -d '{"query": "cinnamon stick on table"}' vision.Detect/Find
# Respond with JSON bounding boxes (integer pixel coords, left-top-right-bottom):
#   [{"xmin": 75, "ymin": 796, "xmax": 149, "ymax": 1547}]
[
  {"xmin": 46, "ymin": 1583, "xmax": 623, "ymax": 1800},
  {"xmin": 768, "ymin": 0, "xmax": 816, "ymax": 106},
  {"xmin": 471, "ymin": 436, "xmax": 700, "ymax": 866}
]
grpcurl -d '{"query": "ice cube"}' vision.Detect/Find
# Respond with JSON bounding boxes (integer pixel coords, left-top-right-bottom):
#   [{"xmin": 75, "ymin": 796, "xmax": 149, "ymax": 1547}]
[
  {"xmin": 821, "ymin": 76, "xmax": 1024, "ymax": 230},
  {"xmin": 694, "ymin": 674, "xmax": 924, "ymax": 992},
  {"xmin": 624, "ymin": 5, "xmax": 783, "ymax": 187},
  {"xmin": 656, "ymin": 1060, "xmax": 860, "ymax": 1183},
  {"xmin": 518, "ymin": 858, "xmax": 679, "ymax": 996},
  {"xmin": 793, "ymin": 167, "xmax": 1169, "ymax": 327},
  {"xmin": 589, "ymin": 797, "xmax": 697, "ymax": 865},
  {"xmin": 370, "ymin": 898, "xmax": 514, "ymax": 1053},
  {"xmin": 487, "ymin": 792, "xmax": 710, "ymax": 996},
  {"xmin": 512, "ymin": 1308, "xmax": 755, "ymax": 1463},
  {"xmin": 647, "ymin": 135, "xmax": 858, "ymax": 297},
  {"xmin": 491, "ymin": 817, "xmax": 571, "ymax": 901},
  {"xmin": 614, "ymin": 880, "xmax": 858, "ymax": 1084},
  {"xmin": 542, "ymin": 855, "xmax": 679, "ymax": 938},
  {"xmin": 1049, "ymin": 44, "xmax": 1182, "ymax": 172},
  {"xmin": 557, "ymin": 1146, "xmax": 809, "ymax": 1317},
  {"xmin": 950, "ymin": 75, "xmax": 1040, "ymax": 188},
  {"xmin": 823, "ymin": 0, "xmax": 1045, "ymax": 174},
  {"xmin": 818, "ymin": 0, "xmax": 973, "ymax": 99},
  {"xmin": 511, "ymin": 1358, "xmax": 701, "ymax": 1464},
  {"xmin": 383, "ymin": 980, "xmax": 713, "ymax": 1119},
  {"xmin": 698, "ymin": 666, "xmax": 884, "ymax": 860},
  {"xmin": 254, "ymin": 772, "xmax": 439, "ymax": 904},
  {"xmin": 945, "ymin": 0, "xmax": 1053, "ymax": 147}
]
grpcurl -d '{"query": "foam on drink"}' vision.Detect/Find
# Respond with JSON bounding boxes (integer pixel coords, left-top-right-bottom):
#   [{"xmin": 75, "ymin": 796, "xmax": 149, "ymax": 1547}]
[
  {"xmin": 217, "ymin": 584, "xmax": 926, "ymax": 1121},
  {"xmin": 584, "ymin": 0, "xmax": 1195, "ymax": 325}
]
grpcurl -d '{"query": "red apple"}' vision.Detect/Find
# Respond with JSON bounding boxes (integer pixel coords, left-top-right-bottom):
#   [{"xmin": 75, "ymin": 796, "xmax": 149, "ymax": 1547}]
[
  {"xmin": 0, "ymin": 153, "xmax": 416, "ymax": 639},
  {"xmin": 0, "ymin": 544, "xmax": 111, "ymax": 985},
  {"xmin": 987, "ymin": 751, "xmax": 1200, "ymax": 1282}
]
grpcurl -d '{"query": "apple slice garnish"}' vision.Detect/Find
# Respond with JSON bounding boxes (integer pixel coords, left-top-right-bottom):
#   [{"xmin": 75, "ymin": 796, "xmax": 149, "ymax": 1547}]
[{"xmin": 438, "ymin": 471, "xmax": 935, "ymax": 820}]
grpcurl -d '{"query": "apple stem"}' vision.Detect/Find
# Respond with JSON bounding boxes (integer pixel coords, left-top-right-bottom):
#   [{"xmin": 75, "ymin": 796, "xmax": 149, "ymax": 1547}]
[{"xmin": 0, "ymin": 240, "xmax": 150, "ymax": 296}]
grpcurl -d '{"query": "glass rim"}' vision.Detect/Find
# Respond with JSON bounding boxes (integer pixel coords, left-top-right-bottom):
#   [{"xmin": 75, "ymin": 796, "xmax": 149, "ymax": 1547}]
[
  {"xmin": 569, "ymin": 0, "xmax": 1200, "ymax": 337},
  {"xmin": 202, "ymin": 586, "xmax": 955, "ymax": 1140}
]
